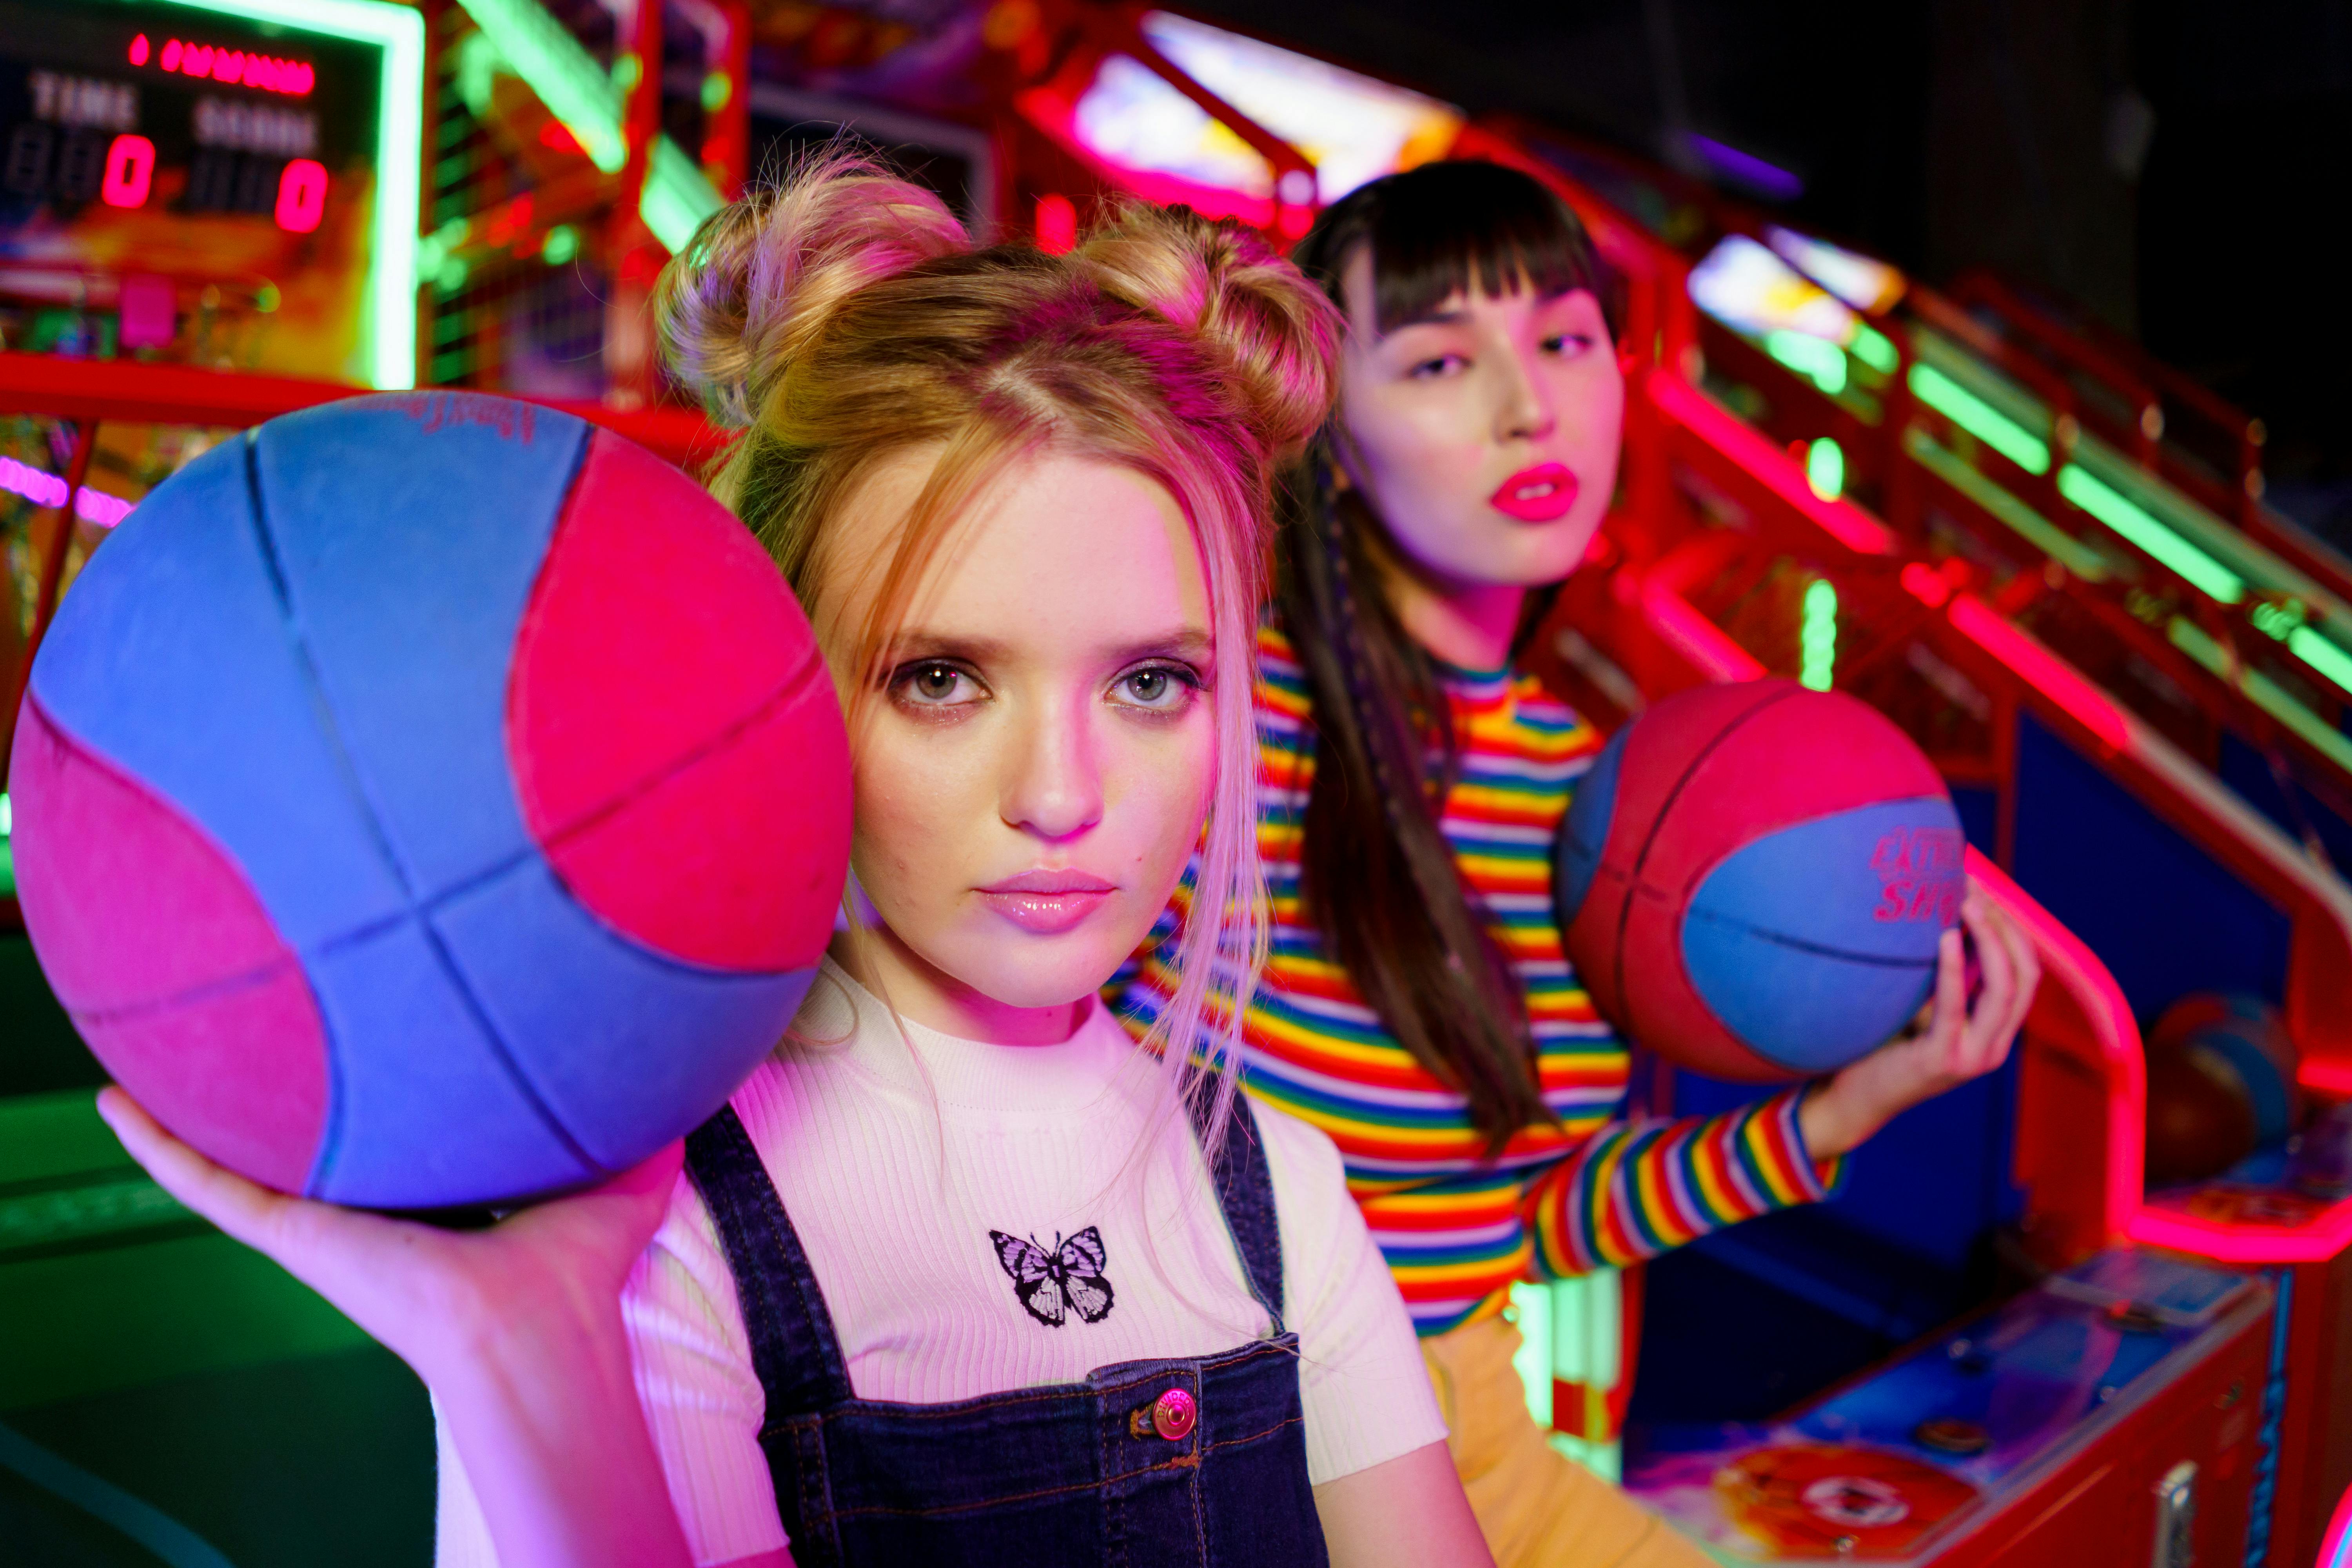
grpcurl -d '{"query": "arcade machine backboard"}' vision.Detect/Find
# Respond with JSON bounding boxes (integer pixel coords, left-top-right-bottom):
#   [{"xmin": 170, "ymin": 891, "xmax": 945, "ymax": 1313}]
[{"xmin": 0, "ymin": 0, "xmax": 422, "ymax": 387}]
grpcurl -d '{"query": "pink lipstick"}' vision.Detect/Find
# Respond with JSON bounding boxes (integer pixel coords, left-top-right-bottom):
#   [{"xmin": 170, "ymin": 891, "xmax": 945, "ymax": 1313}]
[
  {"xmin": 1488, "ymin": 463, "xmax": 1580, "ymax": 523},
  {"xmin": 978, "ymin": 869, "xmax": 1116, "ymax": 935}
]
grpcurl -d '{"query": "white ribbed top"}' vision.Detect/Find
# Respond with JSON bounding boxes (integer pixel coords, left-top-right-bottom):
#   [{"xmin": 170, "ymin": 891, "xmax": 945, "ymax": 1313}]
[{"xmin": 435, "ymin": 961, "xmax": 1442, "ymax": 1565}]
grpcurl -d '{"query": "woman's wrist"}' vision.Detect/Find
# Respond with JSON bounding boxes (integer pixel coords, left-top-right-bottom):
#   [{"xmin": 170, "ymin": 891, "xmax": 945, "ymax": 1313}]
[
  {"xmin": 432, "ymin": 1291, "xmax": 693, "ymax": 1568},
  {"xmin": 1795, "ymin": 1078, "xmax": 1877, "ymax": 1162}
]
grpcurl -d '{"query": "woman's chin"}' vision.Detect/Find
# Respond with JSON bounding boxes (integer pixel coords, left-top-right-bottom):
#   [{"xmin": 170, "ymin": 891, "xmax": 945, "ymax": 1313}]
[{"xmin": 935, "ymin": 929, "xmax": 1132, "ymax": 1017}]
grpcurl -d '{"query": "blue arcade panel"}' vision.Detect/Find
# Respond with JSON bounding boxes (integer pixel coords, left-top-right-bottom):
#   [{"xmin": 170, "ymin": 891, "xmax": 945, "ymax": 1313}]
[{"xmin": 2013, "ymin": 715, "xmax": 2291, "ymax": 1018}]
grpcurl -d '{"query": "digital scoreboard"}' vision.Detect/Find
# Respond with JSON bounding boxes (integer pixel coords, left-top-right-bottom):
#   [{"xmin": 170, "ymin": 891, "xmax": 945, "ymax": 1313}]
[{"xmin": 0, "ymin": 0, "xmax": 420, "ymax": 387}]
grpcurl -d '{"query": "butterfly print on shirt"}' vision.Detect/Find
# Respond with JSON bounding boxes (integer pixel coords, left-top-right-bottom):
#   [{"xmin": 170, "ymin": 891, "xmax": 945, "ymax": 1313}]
[{"xmin": 988, "ymin": 1227, "xmax": 1115, "ymax": 1327}]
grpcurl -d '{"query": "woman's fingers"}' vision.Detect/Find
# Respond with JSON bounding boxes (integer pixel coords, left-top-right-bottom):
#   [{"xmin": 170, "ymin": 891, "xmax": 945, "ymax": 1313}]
[
  {"xmin": 1956, "ymin": 897, "xmax": 2011, "ymax": 1074},
  {"xmin": 1927, "ymin": 925, "xmax": 1966, "ymax": 1058},
  {"xmin": 97, "ymin": 1086, "xmax": 472, "ymax": 1358},
  {"xmin": 96, "ymin": 1087, "xmax": 300, "ymax": 1254}
]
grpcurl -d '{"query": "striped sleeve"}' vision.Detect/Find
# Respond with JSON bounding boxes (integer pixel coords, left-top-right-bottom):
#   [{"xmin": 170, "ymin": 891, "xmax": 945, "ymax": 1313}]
[{"xmin": 1522, "ymin": 1087, "xmax": 1847, "ymax": 1277}]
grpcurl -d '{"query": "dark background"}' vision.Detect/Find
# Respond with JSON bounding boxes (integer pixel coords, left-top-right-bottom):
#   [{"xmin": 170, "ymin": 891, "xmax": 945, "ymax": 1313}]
[{"xmin": 1189, "ymin": 0, "xmax": 2352, "ymax": 548}]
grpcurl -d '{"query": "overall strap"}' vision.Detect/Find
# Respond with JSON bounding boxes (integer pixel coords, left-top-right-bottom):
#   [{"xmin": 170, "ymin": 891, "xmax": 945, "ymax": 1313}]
[
  {"xmin": 683, "ymin": 1105, "xmax": 855, "ymax": 1417},
  {"xmin": 1189, "ymin": 1081, "xmax": 1286, "ymax": 1328}
]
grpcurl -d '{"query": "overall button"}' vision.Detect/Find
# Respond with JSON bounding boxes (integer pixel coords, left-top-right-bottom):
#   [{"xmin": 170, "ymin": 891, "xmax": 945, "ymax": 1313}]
[{"xmin": 1151, "ymin": 1387, "xmax": 1197, "ymax": 1441}]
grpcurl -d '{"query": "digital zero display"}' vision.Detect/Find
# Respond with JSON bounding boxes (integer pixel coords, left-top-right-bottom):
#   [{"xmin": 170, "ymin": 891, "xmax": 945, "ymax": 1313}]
[{"xmin": 0, "ymin": 0, "xmax": 421, "ymax": 387}]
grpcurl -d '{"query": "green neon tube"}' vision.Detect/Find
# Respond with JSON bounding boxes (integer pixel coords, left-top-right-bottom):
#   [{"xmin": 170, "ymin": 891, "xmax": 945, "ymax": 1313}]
[
  {"xmin": 452, "ymin": 0, "xmax": 626, "ymax": 170},
  {"xmin": 1764, "ymin": 330, "xmax": 1846, "ymax": 396},
  {"xmin": 643, "ymin": 136, "xmax": 724, "ymax": 253},
  {"xmin": 1849, "ymin": 323, "xmax": 1898, "ymax": 374},
  {"xmin": 454, "ymin": 0, "xmax": 722, "ymax": 251},
  {"xmin": 1907, "ymin": 362, "xmax": 2049, "ymax": 475},
  {"xmin": 2288, "ymin": 626, "xmax": 2352, "ymax": 697},
  {"xmin": 2169, "ymin": 619, "xmax": 2352, "ymax": 773},
  {"xmin": 1902, "ymin": 427, "xmax": 2111, "ymax": 581},
  {"xmin": 2056, "ymin": 465, "xmax": 2246, "ymax": 604},
  {"xmin": 154, "ymin": 0, "xmax": 423, "ymax": 388},
  {"xmin": 1800, "ymin": 577, "xmax": 1837, "ymax": 690},
  {"xmin": 1806, "ymin": 436, "xmax": 1844, "ymax": 501}
]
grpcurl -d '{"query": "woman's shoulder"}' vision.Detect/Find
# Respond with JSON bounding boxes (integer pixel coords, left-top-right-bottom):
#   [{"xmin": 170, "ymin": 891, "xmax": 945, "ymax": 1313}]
[{"xmin": 1240, "ymin": 1092, "xmax": 1352, "ymax": 1204}]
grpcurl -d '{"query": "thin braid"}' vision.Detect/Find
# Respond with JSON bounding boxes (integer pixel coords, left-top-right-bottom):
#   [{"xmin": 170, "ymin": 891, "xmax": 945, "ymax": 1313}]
[
  {"xmin": 1307, "ymin": 473, "xmax": 1534, "ymax": 1044},
  {"xmin": 1320, "ymin": 489, "xmax": 1422, "ymax": 850}
]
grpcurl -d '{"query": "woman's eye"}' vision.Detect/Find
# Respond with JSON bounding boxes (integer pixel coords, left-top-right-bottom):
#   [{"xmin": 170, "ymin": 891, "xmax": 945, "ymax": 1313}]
[
  {"xmin": 1113, "ymin": 665, "xmax": 1196, "ymax": 710},
  {"xmin": 1408, "ymin": 354, "xmax": 1466, "ymax": 379},
  {"xmin": 895, "ymin": 661, "xmax": 978, "ymax": 706}
]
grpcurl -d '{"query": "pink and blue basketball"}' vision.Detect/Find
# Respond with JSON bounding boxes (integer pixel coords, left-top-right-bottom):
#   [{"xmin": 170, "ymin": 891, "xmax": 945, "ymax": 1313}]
[
  {"xmin": 2145, "ymin": 993, "xmax": 2298, "ymax": 1147},
  {"xmin": 1554, "ymin": 679, "xmax": 1964, "ymax": 1083},
  {"xmin": 9, "ymin": 392, "xmax": 851, "ymax": 1208}
]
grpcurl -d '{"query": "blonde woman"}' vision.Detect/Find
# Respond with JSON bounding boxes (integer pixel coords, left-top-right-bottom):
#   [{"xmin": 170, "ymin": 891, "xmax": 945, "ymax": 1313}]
[{"xmin": 101, "ymin": 159, "xmax": 1491, "ymax": 1568}]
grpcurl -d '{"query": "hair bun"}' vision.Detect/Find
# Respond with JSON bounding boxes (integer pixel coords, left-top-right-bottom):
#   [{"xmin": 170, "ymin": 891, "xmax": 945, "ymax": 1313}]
[
  {"xmin": 655, "ymin": 152, "xmax": 969, "ymax": 428},
  {"xmin": 1073, "ymin": 205, "xmax": 1341, "ymax": 461}
]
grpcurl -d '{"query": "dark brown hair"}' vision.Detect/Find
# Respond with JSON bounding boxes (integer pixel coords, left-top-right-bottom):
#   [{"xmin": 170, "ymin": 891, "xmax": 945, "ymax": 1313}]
[{"xmin": 1278, "ymin": 160, "xmax": 1610, "ymax": 1151}]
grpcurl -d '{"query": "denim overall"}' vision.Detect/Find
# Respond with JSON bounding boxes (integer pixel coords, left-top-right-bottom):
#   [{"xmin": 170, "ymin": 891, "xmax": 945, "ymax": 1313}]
[{"xmin": 681, "ymin": 1086, "xmax": 1330, "ymax": 1568}]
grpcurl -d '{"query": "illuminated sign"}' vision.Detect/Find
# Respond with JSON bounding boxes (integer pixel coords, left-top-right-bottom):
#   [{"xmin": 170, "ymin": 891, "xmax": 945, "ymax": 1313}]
[
  {"xmin": 136, "ymin": 33, "xmax": 318, "ymax": 96},
  {"xmin": 0, "ymin": 0, "xmax": 420, "ymax": 387}
]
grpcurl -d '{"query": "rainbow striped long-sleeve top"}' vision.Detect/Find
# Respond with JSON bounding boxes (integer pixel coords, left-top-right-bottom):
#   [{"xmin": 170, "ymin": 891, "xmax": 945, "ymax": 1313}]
[{"xmin": 1119, "ymin": 624, "xmax": 1844, "ymax": 1336}]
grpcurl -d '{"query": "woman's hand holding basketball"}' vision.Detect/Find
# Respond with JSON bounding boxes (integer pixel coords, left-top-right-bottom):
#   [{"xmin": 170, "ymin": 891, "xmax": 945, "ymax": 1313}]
[
  {"xmin": 96, "ymin": 1087, "xmax": 695, "ymax": 1568},
  {"xmin": 1796, "ymin": 881, "xmax": 2041, "ymax": 1160}
]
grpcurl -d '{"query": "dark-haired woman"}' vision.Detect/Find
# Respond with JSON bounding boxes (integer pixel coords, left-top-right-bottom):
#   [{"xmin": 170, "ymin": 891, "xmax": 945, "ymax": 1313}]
[{"xmin": 1122, "ymin": 160, "xmax": 2038, "ymax": 1566}]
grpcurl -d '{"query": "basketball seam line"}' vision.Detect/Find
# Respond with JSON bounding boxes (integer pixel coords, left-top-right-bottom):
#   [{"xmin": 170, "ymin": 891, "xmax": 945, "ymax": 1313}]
[
  {"xmin": 1680, "ymin": 909, "xmax": 1943, "ymax": 968},
  {"xmin": 523, "ymin": 639, "xmax": 831, "ymax": 863},
  {"xmin": 60, "ymin": 806, "xmax": 804, "ymax": 1033},
  {"xmin": 1606, "ymin": 683, "xmax": 1803, "ymax": 1041},
  {"xmin": 245, "ymin": 430, "xmax": 608, "ymax": 1192}
]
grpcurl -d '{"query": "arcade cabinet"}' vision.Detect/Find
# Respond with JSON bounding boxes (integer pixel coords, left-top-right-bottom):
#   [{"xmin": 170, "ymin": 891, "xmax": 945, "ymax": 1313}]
[{"xmin": 0, "ymin": 0, "xmax": 726, "ymax": 1557}]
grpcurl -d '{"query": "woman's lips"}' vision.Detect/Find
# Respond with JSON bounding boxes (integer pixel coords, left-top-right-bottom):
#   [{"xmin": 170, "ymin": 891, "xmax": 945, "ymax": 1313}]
[
  {"xmin": 1488, "ymin": 463, "xmax": 1580, "ymax": 523},
  {"xmin": 977, "ymin": 871, "xmax": 1116, "ymax": 935}
]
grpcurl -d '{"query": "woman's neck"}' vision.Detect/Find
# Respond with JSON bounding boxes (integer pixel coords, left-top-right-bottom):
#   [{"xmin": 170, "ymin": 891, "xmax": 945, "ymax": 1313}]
[
  {"xmin": 1372, "ymin": 551, "xmax": 1525, "ymax": 673},
  {"xmin": 828, "ymin": 926, "xmax": 1085, "ymax": 1046}
]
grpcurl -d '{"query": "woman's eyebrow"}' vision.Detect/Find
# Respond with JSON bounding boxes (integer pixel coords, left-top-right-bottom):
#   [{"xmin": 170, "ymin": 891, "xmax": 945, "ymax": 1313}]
[
  {"xmin": 881, "ymin": 631, "xmax": 1010, "ymax": 664},
  {"xmin": 880, "ymin": 630, "xmax": 1210, "ymax": 665},
  {"xmin": 1384, "ymin": 307, "xmax": 1471, "ymax": 332},
  {"xmin": 1108, "ymin": 629, "xmax": 1212, "ymax": 664}
]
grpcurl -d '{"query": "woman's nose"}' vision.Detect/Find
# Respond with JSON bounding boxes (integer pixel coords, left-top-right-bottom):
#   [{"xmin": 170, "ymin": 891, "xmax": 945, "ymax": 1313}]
[
  {"xmin": 1001, "ymin": 698, "xmax": 1104, "ymax": 842},
  {"xmin": 1495, "ymin": 345, "xmax": 1557, "ymax": 443}
]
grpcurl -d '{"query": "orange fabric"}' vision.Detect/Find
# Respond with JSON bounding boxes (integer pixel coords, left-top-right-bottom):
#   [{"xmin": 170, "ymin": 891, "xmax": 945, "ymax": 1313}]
[{"xmin": 1419, "ymin": 1315, "xmax": 1708, "ymax": 1568}]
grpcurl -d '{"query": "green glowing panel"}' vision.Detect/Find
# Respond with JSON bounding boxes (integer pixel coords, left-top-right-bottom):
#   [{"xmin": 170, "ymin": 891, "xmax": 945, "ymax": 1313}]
[
  {"xmin": 2288, "ymin": 626, "xmax": 2352, "ymax": 699},
  {"xmin": 2057, "ymin": 465, "xmax": 2245, "ymax": 604},
  {"xmin": 1907, "ymin": 363, "xmax": 2050, "ymax": 475},
  {"xmin": 1806, "ymin": 436, "xmax": 1844, "ymax": 501},
  {"xmin": 1849, "ymin": 323, "xmax": 1898, "ymax": 374},
  {"xmin": 1765, "ymin": 330, "xmax": 1846, "ymax": 396},
  {"xmin": 1801, "ymin": 577, "xmax": 1837, "ymax": 690},
  {"xmin": 1508, "ymin": 1280, "xmax": 1552, "ymax": 1428}
]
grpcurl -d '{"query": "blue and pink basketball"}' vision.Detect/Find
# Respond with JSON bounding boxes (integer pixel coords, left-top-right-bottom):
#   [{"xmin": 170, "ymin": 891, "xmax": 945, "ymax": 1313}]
[
  {"xmin": 1554, "ymin": 680, "xmax": 1964, "ymax": 1082},
  {"xmin": 9, "ymin": 393, "xmax": 851, "ymax": 1208}
]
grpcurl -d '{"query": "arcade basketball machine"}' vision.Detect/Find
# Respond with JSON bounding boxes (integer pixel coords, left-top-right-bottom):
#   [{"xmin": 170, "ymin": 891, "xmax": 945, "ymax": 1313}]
[
  {"xmin": 1490, "ymin": 133, "xmax": 2352, "ymax": 1567},
  {"xmin": 0, "ymin": 2, "xmax": 726, "ymax": 1558},
  {"xmin": 981, "ymin": 8, "xmax": 2350, "ymax": 1563}
]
